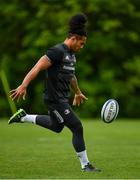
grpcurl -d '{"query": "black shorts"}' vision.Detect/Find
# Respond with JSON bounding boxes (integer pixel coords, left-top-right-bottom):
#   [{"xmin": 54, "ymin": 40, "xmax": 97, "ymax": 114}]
[{"xmin": 46, "ymin": 102, "xmax": 82, "ymax": 127}]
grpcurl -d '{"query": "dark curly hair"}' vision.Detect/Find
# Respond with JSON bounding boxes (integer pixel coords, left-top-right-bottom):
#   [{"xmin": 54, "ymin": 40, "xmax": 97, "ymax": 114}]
[{"xmin": 68, "ymin": 13, "xmax": 88, "ymax": 37}]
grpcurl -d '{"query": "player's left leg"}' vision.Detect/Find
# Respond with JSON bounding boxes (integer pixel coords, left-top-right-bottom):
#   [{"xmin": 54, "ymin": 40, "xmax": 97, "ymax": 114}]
[
  {"xmin": 54, "ymin": 103, "xmax": 101, "ymax": 172},
  {"xmin": 64, "ymin": 110, "xmax": 101, "ymax": 171}
]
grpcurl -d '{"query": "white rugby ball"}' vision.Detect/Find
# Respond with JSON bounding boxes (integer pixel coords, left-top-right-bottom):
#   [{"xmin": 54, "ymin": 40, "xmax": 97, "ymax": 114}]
[{"xmin": 101, "ymin": 99, "xmax": 119, "ymax": 123}]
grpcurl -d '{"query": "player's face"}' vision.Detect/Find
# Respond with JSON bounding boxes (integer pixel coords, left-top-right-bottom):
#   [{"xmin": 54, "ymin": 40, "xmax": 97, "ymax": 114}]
[{"xmin": 72, "ymin": 36, "xmax": 87, "ymax": 52}]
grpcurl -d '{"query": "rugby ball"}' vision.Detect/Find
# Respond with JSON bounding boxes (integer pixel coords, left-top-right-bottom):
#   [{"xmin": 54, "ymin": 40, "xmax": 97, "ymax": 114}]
[{"xmin": 101, "ymin": 99, "xmax": 119, "ymax": 123}]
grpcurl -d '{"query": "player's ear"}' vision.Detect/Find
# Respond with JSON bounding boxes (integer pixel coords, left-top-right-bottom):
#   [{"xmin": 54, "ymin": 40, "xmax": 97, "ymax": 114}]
[
  {"xmin": 71, "ymin": 36, "xmax": 77, "ymax": 41},
  {"xmin": 71, "ymin": 36, "xmax": 77, "ymax": 42}
]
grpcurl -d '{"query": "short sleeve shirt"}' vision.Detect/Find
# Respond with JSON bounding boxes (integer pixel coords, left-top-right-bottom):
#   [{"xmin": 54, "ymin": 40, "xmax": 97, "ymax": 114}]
[{"xmin": 44, "ymin": 43, "xmax": 76, "ymax": 104}]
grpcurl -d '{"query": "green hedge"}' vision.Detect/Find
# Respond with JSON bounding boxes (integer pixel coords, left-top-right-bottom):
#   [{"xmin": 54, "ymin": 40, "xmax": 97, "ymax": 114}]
[{"xmin": 0, "ymin": 0, "xmax": 140, "ymax": 118}]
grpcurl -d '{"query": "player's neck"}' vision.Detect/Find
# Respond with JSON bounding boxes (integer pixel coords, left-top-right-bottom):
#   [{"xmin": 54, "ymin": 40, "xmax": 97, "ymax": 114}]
[{"xmin": 63, "ymin": 38, "xmax": 72, "ymax": 50}]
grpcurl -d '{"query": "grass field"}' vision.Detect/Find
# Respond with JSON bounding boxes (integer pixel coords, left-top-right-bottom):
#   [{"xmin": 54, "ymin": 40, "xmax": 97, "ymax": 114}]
[{"xmin": 0, "ymin": 118, "xmax": 140, "ymax": 179}]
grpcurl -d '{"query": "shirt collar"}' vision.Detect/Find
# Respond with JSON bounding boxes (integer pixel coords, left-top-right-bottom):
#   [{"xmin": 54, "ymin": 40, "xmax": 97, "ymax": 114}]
[{"xmin": 62, "ymin": 43, "xmax": 74, "ymax": 54}]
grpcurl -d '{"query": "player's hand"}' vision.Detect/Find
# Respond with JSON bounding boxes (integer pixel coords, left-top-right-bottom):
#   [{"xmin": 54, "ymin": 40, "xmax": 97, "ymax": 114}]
[
  {"xmin": 9, "ymin": 84, "xmax": 27, "ymax": 102},
  {"xmin": 72, "ymin": 93, "xmax": 88, "ymax": 106}
]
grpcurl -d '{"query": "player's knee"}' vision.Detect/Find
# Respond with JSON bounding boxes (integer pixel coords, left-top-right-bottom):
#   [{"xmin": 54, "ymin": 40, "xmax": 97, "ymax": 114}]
[
  {"xmin": 55, "ymin": 128, "xmax": 62, "ymax": 133},
  {"xmin": 74, "ymin": 122, "xmax": 83, "ymax": 134},
  {"xmin": 54, "ymin": 125, "xmax": 64, "ymax": 133},
  {"xmin": 77, "ymin": 123, "xmax": 83, "ymax": 133}
]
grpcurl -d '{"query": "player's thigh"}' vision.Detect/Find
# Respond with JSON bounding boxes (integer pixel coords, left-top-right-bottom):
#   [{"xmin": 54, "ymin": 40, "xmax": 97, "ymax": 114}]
[{"xmin": 48, "ymin": 103, "xmax": 82, "ymax": 128}]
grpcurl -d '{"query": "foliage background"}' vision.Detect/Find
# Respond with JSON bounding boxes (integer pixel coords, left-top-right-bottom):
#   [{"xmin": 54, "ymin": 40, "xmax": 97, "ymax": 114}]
[{"xmin": 0, "ymin": 0, "xmax": 140, "ymax": 118}]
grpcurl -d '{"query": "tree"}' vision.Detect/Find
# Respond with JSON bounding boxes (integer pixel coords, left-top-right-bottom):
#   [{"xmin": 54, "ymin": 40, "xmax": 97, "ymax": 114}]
[{"xmin": 0, "ymin": 0, "xmax": 140, "ymax": 118}]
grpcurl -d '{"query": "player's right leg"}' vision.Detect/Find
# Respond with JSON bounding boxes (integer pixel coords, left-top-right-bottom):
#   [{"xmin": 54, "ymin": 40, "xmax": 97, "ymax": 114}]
[
  {"xmin": 8, "ymin": 109, "xmax": 27, "ymax": 124},
  {"xmin": 8, "ymin": 109, "xmax": 64, "ymax": 133},
  {"xmin": 36, "ymin": 111, "xmax": 64, "ymax": 133}
]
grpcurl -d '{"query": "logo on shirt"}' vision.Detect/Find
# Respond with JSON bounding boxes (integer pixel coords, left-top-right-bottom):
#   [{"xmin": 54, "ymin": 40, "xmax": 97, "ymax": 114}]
[
  {"xmin": 65, "ymin": 56, "xmax": 70, "ymax": 60},
  {"xmin": 63, "ymin": 65, "xmax": 75, "ymax": 71},
  {"xmin": 64, "ymin": 109, "xmax": 70, "ymax": 115}
]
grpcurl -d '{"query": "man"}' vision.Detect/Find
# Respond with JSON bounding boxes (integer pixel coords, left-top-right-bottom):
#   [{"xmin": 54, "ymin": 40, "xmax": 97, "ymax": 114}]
[{"xmin": 8, "ymin": 13, "xmax": 101, "ymax": 172}]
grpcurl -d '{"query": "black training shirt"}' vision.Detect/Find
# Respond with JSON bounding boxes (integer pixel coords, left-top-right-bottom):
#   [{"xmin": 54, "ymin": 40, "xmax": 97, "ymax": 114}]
[{"xmin": 44, "ymin": 43, "xmax": 76, "ymax": 104}]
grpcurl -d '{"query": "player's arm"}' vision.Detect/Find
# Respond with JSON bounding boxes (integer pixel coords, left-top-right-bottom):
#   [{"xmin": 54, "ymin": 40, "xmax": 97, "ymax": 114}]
[
  {"xmin": 20, "ymin": 55, "xmax": 51, "ymax": 88},
  {"xmin": 10, "ymin": 55, "xmax": 51, "ymax": 101},
  {"xmin": 70, "ymin": 75, "xmax": 88, "ymax": 106}
]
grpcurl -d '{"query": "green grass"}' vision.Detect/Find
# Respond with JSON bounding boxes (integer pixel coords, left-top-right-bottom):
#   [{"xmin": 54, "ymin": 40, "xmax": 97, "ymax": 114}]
[{"xmin": 0, "ymin": 119, "xmax": 140, "ymax": 179}]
